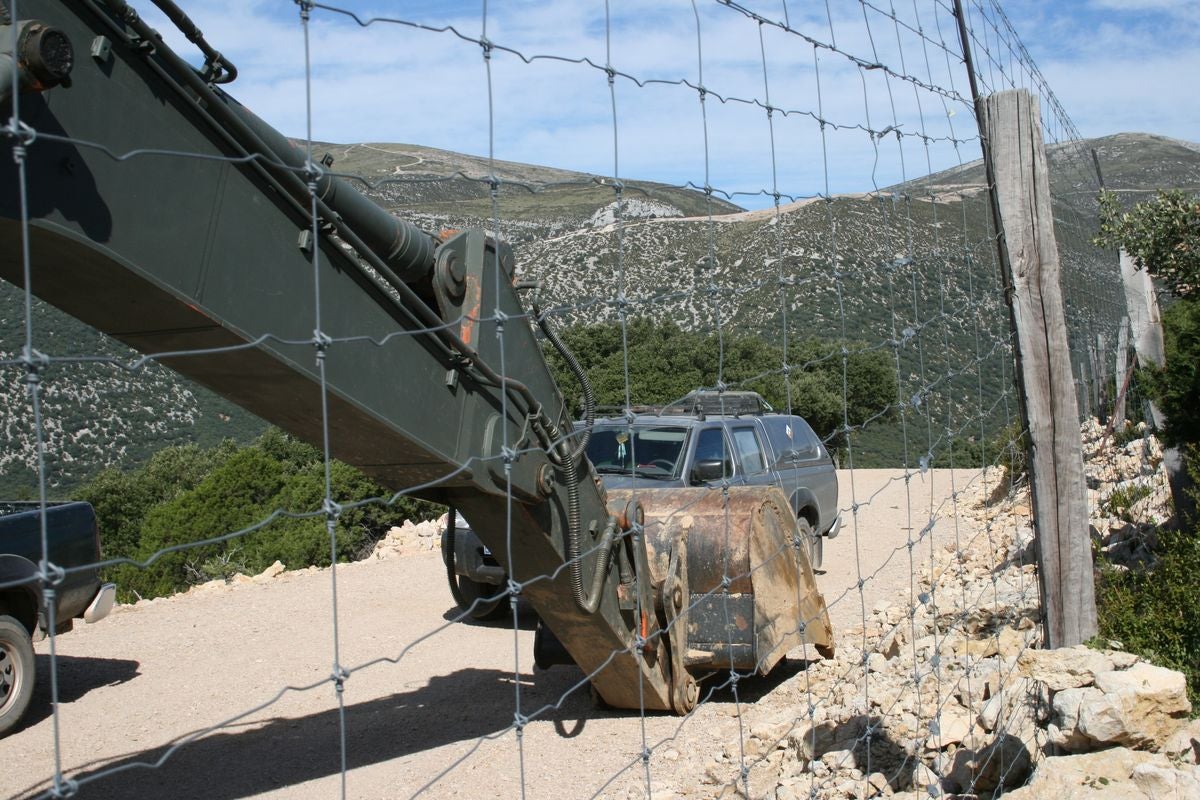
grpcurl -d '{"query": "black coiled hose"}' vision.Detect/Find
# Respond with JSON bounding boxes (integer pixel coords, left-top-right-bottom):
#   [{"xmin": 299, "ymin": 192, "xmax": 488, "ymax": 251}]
[
  {"xmin": 547, "ymin": 414, "xmax": 612, "ymax": 614},
  {"xmin": 529, "ymin": 290, "xmax": 595, "ymax": 462},
  {"xmin": 532, "ymin": 297, "xmax": 607, "ymax": 611},
  {"xmin": 515, "ymin": 282, "xmax": 606, "ymax": 614}
]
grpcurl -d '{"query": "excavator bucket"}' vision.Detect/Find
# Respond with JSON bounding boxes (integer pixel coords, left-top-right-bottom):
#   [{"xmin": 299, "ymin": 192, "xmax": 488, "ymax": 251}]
[{"xmin": 609, "ymin": 486, "xmax": 834, "ymax": 687}]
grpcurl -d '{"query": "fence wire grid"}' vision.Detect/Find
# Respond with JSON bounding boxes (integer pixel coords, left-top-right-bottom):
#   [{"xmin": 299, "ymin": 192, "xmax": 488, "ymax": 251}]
[{"xmin": 0, "ymin": 0, "xmax": 1138, "ymax": 799}]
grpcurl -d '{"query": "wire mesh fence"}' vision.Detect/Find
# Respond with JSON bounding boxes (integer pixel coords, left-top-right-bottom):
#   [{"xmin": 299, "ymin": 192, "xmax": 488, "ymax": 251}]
[{"xmin": 0, "ymin": 0, "xmax": 1144, "ymax": 798}]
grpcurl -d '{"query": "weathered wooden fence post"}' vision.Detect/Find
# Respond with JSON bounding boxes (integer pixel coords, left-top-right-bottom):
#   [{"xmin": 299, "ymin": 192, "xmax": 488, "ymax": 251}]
[
  {"xmin": 1119, "ymin": 248, "xmax": 1193, "ymax": 517},
  {"xmin": 980, "ymin": 89, "xmax": 1098, "ymax": 647},
  {"xmin": 1113, "ymin": 319, "xmax": 1129, "ymax": 428},
  {"xmin": 1120, "ymin": 250, "xmax": 1166, "ymax": 370}
]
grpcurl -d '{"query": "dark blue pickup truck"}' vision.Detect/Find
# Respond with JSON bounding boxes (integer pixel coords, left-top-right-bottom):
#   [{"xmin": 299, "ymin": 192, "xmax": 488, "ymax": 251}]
[{"xmin": 1, "ymin": 501, "xmax": 115, "ymax": 736}]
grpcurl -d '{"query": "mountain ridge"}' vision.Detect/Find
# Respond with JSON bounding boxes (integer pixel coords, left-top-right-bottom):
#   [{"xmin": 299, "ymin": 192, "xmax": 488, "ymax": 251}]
[{"xmin": 3, "ymin": 131, "xmax": 1196, "ymax": 491}]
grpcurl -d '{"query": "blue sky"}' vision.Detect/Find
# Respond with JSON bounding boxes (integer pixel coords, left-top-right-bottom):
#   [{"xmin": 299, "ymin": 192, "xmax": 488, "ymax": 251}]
[{"xmin": 137, "ymin": 0, "xmax": 1199, "ymax": 209}]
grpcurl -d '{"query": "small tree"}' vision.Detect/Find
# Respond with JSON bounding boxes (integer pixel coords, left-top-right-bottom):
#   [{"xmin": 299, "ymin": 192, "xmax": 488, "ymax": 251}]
[
  {"xmin": 1095, "ymin": 189, "xmax": 1200, "ymax": 299},
  {"xmin": 543, "ymin": 319, "xmax": 897, "ymax": 445},
  {"xmin": 1094, "ymin": 189, "xmax": 1200, "ymax": 447}
]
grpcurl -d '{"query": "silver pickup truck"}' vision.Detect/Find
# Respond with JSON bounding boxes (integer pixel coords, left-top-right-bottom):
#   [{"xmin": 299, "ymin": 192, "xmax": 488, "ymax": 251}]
[{"xmin": 443, "ymin": 391, "xmax": 840, "ymax": 619}]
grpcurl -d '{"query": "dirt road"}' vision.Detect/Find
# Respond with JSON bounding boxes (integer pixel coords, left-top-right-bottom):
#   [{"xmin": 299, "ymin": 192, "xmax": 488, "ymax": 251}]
[{"xmin": 1, "ymin": 469, "xmax": 980, "ymax": 799}]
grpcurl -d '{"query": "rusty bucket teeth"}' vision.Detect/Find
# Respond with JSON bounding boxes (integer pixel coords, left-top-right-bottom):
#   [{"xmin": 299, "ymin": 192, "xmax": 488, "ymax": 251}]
[{"xmin": 610, "ymin": 485, "xmax": 835, "ymax": 682}]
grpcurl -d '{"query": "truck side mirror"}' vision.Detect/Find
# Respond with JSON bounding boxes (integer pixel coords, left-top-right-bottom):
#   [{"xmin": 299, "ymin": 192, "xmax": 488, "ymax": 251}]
[{"xmin": 691, "ymin": 459, "xmax": 726, "ymax": 483}]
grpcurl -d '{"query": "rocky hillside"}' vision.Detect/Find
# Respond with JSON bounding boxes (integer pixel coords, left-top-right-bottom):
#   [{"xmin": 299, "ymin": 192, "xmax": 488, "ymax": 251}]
[
  {"xmin": 0, "ymin": 292, "xmax": 265, "ymax": 495},
  {"xmin": 2, "ymin": 133, "xmax": 1197, "ymax": 491},
  {"xmin": 904, "ymin": 132, "xmax": 1200, "ymax": 200}
]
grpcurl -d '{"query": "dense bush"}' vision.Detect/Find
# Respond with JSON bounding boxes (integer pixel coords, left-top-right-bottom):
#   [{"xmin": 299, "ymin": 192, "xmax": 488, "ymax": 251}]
[
  {"xmin": 79, "ymin": 441, "xmax": 239, "ymax": 562},
  {"xmin": 1139, "ymin": 298, "xmax": 1200, "ymax": 447},
  {"xmin": 1095, "ymin": 189, "xmax": 1200, "ymax": 301},
  {"xmin": 83, "ymin": 429, "xmax": 441, "ymax": 601}
]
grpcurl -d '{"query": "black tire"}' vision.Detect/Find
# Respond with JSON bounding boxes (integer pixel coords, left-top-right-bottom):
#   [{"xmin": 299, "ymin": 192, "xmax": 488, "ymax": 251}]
[
  {"xmin": 442, "ymin": 526, "xmax": 509, "ymax": 622},
  {"xmin": 0, "ymin": 614, "xmax": 35, "ymax": 737},
  {"xmin": 454, "ymin": 574, "xmax": 509, "ymax": 621},
  {"xmin": 796, "ymin": 517, "xmax": 822, "ymax": 570}
]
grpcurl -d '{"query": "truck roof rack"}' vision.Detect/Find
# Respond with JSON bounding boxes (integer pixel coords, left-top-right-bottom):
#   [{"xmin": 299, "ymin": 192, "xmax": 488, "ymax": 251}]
[
  {"xmin": 663, "ymin": 391, "xmax": 772, "ymax": 417},
  {"xmin": 591, "ymin": 391, "xmax": 773, "ymax": 421},
  {"xmin": 592, "ymin": 404, "xmax": 663, "ymax": 418}
]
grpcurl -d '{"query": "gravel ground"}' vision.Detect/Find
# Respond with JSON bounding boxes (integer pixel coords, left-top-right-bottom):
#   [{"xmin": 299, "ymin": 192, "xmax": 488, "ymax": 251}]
[{"xmin": 0, "ymin": 468, "xmax": 981, "ymax": 799}]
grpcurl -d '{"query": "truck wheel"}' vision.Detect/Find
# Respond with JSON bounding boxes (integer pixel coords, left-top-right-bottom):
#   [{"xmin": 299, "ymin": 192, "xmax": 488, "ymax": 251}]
[
  {"xmin": 454, "ymin": 575, "xmax": 509, "ymax": 622},
  {"xmin": 0, "ymin": 615, "xmax": 35, "ymax": 737},
  {"xmin": 797, "ymin": 518, "xmax": 822, "ymax": 570},
  {"xmin": 443, "ymin": 527, "xmax": 509, "ymax": 621}
]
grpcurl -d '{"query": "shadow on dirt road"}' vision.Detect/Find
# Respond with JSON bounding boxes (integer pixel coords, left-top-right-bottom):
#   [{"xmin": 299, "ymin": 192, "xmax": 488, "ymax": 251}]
[
  {"xmin": 15, "ymin": 656, "xmax": 821, "ymax": 799},
  {"xmin": 19, "ymin": 654, "xmax": 141, "ymax": 731},
  {"xmin": 12, "ymin": 666, "xmax": 602, "ymax": 800}
]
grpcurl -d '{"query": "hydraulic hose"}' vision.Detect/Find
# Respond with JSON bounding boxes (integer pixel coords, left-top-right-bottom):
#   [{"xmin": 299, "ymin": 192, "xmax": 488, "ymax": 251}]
[
  {"xmin": 533, "ymin": 295, "xmax": 595, "ymax": 461},
  {"xmin": 511, "ymin": 281, "xmax": 601, "ymax": 613},
  {"xmin": 516, "ymin": 279, "xmax": 594, "ymax": 462},
  {"xmin": 569, "ymin": 516, "xmax": 618, "ymax": 615},
  {"xmin": 544, "ymin": 414, "xmax": 584, "ymax": 612},
  {"xmin": 149, "ymin": 0, "xmax": 237, "ymax": 83}
]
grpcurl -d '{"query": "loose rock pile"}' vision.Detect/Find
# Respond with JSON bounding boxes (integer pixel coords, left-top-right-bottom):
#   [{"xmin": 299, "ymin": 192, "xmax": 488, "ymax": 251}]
[
  {"xmin": 369, "ymin": 517, "xmax": 443, "ymax": 558},
  {"xmin": 125, "ymin": 517, "xmax": 446, "ymax": 608},
  {"xmin": 1082, "ymin": 419, "xmax": 1171, "ymax": 569},
  {"xmin": 641, "ymin": 424, "xmax": 1196, "ymax": 799}
]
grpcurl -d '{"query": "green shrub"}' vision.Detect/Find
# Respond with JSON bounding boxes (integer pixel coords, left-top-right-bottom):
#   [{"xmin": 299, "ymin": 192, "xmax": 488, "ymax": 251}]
[
  {"xmin": 544, "ymin": 318, "xmax": 898, "ymax": 444},
  {"xmin": 979, "ymin": 420, "xmax": 1028, "ymax": 491},
  {"xmin": 1110, "ymin": 421, "xmax": 1143, "ymax": 449},
  {"xmin": 1094, "ymin": 189, "xmax": 1200, "ymax": 301},
  {"xmin": 84, "ymin": 429, "xmax": 442, "ymax": 602},
  {"xmin": 1091, "ymin": 188, "xmax": 1200, "ymax": 708},
  {"xmin": 1095, "ymin": 526, "xmax": 1200, "ymax": 706},
  {"xmin": 1094, "ymin": 446, "xmax": 1200, "ymax": 706},
  {"xmin": 1103, "ymin": 483, "xmax": 1154, "ymax": 522},
  {"xmin": 78, "ymin": 441, "xmax": 238, "ymax": 561},
  {"xmin": 1140, "ymin": 298, "xmax": 1200, "ymax": 447}
]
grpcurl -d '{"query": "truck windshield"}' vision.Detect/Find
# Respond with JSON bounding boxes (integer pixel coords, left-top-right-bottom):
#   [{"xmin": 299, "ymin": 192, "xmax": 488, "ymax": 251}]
[{"xmin": 586, "ymin": 425, "xmax": 688, "ymax": 479}]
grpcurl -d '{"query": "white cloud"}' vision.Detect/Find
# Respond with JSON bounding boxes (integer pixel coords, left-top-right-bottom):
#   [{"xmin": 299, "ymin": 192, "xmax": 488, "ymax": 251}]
[
  {"xmin": 1041, "ymin": 52, "xmax": 1200, "ymax": 140},
  {"xmin": 1089, "ymin": 0, "xmax": 1199, "ymax": 15},
  {"xmin": 993, "ymin": 0, "xmax": 1200, "ymax": 142}
]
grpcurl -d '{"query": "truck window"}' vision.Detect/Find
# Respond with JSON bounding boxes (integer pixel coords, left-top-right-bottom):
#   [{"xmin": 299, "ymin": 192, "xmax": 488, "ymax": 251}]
[
  {"xmin": 761, "ymin": 415, "xmax": 820, "ymax": 464},
  {"xmin": 587, "ymin": 425, "xmax": 688, "ymax": 478},
  {"xmin": 692, "ymin": 427, "xmax": 732, "ymax": 481},
  {"xmin": 731, "ymin": 427, "xmax": 767, "ymax": 475}
]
